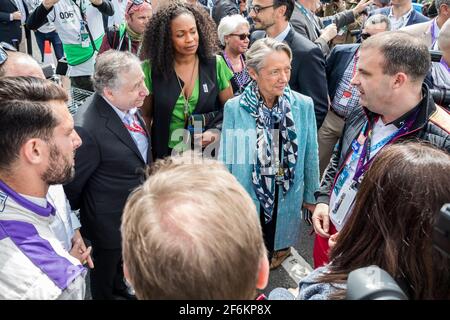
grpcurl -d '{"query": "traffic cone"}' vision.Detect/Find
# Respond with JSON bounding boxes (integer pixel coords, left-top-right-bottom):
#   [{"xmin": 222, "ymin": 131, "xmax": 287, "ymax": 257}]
[{"xmin": 43, "ymin": 40, "xmax": 55, "ymax": 66}]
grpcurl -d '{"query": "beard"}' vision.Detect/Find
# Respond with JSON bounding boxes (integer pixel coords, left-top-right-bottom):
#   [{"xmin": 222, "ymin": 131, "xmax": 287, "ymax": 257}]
[{"xmin": 41, "ymin": 143, "xmax": 75, "ymax": 185}]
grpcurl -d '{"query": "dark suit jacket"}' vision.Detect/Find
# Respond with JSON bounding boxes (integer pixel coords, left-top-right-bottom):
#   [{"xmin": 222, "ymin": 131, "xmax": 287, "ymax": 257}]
[
  {"xmin": 326, "ymin": 43, "xmax": 359, "ymax": 100},
  {"xmin": 372, "ymin": 6, "xmax": 429, "ymax": 28},
  {"xmin": 290, "ymin": 4, "xmax": 355, "ymax": 56},
  {"xmin": 251, "ymin": 28, "xmax": 329, "ymax": 129},
  {"xmin": 64, "ymin": 93, "xmax": 151, "ymax": 249},
  {"xmin": 0, "ymin": 0, "xmax": 22, "ymax": 44},
  {"xmin": 212, "ymin": 0, "xmax": 239, "ymax": 26}
]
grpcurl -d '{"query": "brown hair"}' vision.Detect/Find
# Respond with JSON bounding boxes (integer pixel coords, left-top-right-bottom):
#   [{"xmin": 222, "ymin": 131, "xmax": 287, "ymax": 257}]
[
  {"xmin": 361, "ymin": 31, "xmax": 431, "ymax": 82},
  {"xmin": 319, "ymin": 142, "xmax": 450, "ymax": 299},
  {"xmin": 0, "ymin": 76, "xmax": 68, "ymax": 170},
  {"xmin": 121, "ymin": 154, "xmax": 266, "ymax": 299}
]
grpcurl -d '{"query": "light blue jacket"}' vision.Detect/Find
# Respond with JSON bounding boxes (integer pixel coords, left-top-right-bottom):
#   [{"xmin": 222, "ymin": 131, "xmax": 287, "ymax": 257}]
[{"xmin": 219, "ymin": 90, "xmax": 320, "ymax": 250}]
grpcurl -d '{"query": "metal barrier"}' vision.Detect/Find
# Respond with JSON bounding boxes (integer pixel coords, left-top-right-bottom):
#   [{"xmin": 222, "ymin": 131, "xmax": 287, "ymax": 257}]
[{"xmin": 68, "ymin": 87, "xmax": 94, "ymax": 115}]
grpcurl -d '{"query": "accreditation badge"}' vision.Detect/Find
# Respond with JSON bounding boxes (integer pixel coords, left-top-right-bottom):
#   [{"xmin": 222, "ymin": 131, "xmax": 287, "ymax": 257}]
[{"xmin": 330, "ymin": 180, "xmax": 358, "ymax": 230}]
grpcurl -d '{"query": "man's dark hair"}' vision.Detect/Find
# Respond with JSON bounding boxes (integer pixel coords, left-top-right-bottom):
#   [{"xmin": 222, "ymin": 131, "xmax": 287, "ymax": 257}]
[
  {"xmin": 0, "ymin": 77, "xmax": 68, "ymax": 170},
  {"xmin": 361, "ymin": 31, "xmax": 431, "ymax": 82},
  {"xmin": 274, "ymin": 0, "xmax": 295, "ymax": 21},
  {"xmin": 140, "ymin": 1, "xmax": 219, "ymax": 78}
]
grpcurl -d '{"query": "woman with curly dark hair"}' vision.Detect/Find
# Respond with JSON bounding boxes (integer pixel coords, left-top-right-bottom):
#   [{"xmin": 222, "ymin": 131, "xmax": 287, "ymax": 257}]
[{"xmin": 141, "ymin": 1, "xmax": 234, "ymax": 160}]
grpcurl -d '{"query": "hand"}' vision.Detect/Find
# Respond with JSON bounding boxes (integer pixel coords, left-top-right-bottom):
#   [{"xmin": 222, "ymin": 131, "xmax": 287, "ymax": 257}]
[
  {"xmin": 312, "ymin": 203, "xmax": 330, "ymax": 238},
  {"xmin": 353, "ymin": 0, "xmax": 373, "ymax": 16},
  {"xmin": 42, "ymin": 0, "xmax": 60, "ymax": 10},
  {"xmin": 12, "ymin": 11, "xmax": 22, "ymax": 21},
  {"xmin": 194, "ymin": 130, "xmax": 220, "ymax": 147},
  {"xmin": 320, "ymin": 23, "xmax": 338, "ymax": 43},
  {"xmin": 70, "ymin": 230, "xmax": 94, "ymax": 268},
  {"xmin": 328, "ymin": 232, "xmax": 339, "ymax": 250},
  {"xmin": 89, "ymin": 0, "xmax": 103, "ymax": 6}
]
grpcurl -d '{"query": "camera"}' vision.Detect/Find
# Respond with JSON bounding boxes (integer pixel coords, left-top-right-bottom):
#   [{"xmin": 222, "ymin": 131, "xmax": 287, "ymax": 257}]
[
  {"xmin": 430, "ymin": 88, "xmax": 450, "ymax": 109},
  {"xmin": 430, "ymin": 50, "xmax": 443, "ymax": 62},
  {"xmin": 347, "ymin": 204, "xmax": 450, "ymax": 300}
]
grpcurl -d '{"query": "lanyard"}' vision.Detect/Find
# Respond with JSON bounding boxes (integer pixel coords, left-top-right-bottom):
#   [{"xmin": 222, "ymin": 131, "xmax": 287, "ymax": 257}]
[
  {"xmin": 353, "ymin": 110, "xmax": 418, "ymax": 183},
  {"xmin": 118, "ymin": 31, "xmax": 133, "ymax": 53},
  {"xmin": 71, "ymin": 0, "xmax": 86, "ymax": 21}
]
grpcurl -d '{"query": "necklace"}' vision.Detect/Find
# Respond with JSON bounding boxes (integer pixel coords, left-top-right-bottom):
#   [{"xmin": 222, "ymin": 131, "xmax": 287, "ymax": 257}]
[{"xmin": 175, "ymin": 56, "xmax": 198, "ymax": 123}]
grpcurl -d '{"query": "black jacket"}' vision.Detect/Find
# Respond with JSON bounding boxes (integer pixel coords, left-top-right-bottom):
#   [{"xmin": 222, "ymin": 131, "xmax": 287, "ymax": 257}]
[
  {"xmin": 212, "ymin": 0, "xmax": 239, "ymax": 26},
  {"xmin": 316, "ymin": 85, "xmax": 450, "ymax": 204},
  {"xmin": 151, "ymin": 56, "xmax": 223, "ymax": 160},
  {"xmin": 251, "ymin": 27, "xmax": 329, "ymax": 129},
  {"xmin": 64, "ymin": 93, "xmax": 151, "ymax": 249},
  {"xmin": 0, "ymin": 0, "xmax": 25, "ymax": 44}
]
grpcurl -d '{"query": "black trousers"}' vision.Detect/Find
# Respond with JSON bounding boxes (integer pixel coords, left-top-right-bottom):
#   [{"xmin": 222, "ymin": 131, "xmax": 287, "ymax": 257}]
[
  {"xmin": 90, "ymin": 246, "xmax": 128, "ymax": 300},
  {"xmin": 260, "ymin": 185, "xmax": 280, "ymax": 260}
]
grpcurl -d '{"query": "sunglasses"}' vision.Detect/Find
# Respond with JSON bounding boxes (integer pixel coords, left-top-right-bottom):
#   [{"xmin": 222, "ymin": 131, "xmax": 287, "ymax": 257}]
[
  {"xmin": 127, "ymin": 0, "xmax": 151, "ymax": 14},
  {"xmin": 229, "ymin": 33, "xmax": 250, "ymax": 41},
  {"xmin": 360, "ymin": 32, "xmax": 371, "ymax": 40},
  {"xmin": 0, "ymin": 41, "xmax": 17, "ymax": 66}
]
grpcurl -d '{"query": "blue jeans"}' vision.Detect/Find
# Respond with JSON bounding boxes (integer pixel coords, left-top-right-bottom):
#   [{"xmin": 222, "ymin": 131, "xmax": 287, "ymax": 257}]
[{"xmin": 34, "ymin": 30, "xmax": 64, "ymax": 62}]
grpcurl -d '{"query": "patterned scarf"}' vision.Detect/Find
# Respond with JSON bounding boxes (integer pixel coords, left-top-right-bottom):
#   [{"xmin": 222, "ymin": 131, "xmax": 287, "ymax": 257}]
[{"xmin": 240, "ymin": 81, "xmax": 298, "ymax": 223}]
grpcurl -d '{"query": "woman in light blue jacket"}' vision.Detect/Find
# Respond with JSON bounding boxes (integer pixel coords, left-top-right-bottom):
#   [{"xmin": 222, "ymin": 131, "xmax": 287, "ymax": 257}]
[{"xmin": 219, "ymin": 38, "xmax": 319, "ymax": 270}]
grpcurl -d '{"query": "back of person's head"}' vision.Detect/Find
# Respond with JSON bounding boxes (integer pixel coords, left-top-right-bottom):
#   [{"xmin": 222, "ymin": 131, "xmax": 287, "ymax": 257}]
[
  {"xmin": 322, "ymin": 142, "xmax": 450, "ymax": 299},
  {"xmin": 0, "ymin": 51, "xmax": 45, "ymax": 78},
  {"xmin": 93, "ymin": 50, "xmax": 141, "ymax": 94},
  {"xmin": 363, "ymin": 13, "xmax": 392, "ymax": 31},
  {"xmin": 361, "ymin": 31, "xmax": 431, "ymax": 84},
  {"xmin": 274, "ymin": 0, "xmax": 295, "ymax": 21},
  {"xmin": 121, "ymin": 155, "xmax": 268, "ymax": 299},
  {"xmin": 0, "ymin": 77, "xmax": 68, "ymax": 171}
]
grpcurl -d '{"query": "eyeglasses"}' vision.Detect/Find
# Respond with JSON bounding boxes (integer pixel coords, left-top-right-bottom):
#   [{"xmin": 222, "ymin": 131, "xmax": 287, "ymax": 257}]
[
  {"xmin": 229, "ymin": 33, "xmax": 250, "ymax": 40},
  {"xmin": 248, "ymin": 4, "xmax": 275, "ymax": 14},
  {"xmin": 127, "ymin": 0, "xmax": 151, "ymax": 14},
  {"xmin": 0, "ymin": 41, "xmax": 17, "ymax": 66},
  {"xmin": 360, "ymin": 32, "xmax": 371, "ymax": 40}
]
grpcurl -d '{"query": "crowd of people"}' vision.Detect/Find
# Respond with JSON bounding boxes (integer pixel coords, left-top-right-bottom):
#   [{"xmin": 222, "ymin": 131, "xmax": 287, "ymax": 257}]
[{"xmin": 0, "ymin": 0, "xmax": 450, "ymax": 300}]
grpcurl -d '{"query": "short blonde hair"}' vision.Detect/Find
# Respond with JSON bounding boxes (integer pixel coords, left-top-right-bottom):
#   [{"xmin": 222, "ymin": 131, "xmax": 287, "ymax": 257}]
[
  {"xmin": 121, "ymin": 155, "xmax": 266, "ymax": 299},
  {"xmin": 217, "ymin": 14, "xmax": 250, "ymax": 46}
]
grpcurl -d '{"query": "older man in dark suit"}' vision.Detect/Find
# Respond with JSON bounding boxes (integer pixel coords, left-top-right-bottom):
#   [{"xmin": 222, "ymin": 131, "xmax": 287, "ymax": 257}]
[
  {"xmin": 249, "ymin": 0, "xmax": 328, "ymax": 129},
  {"xmin": 64, "ymin": 50, "xmax": 151, "ymax": 300}
]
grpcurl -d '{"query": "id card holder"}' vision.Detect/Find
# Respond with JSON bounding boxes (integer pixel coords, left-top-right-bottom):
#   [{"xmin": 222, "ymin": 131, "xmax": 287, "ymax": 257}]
[
  {"xmin": 331, "ymin": 180, "xmax": 358, "ymax": 229},
  {"xmin": 80, "ymin": 21, "xmax": 90, "ymax": 48}
]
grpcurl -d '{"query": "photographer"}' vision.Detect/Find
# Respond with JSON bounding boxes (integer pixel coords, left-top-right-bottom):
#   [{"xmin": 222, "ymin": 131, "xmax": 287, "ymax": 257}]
[{"xmin": 291, "ymin": 0, "xmax": 372, "ymax": 56}]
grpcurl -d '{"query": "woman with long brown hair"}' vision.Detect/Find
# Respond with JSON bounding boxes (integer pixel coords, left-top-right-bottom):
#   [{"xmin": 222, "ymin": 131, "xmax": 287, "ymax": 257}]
[{"xmin": 298, "ymin": 142, "xmax": 450, "ymax": 300}]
